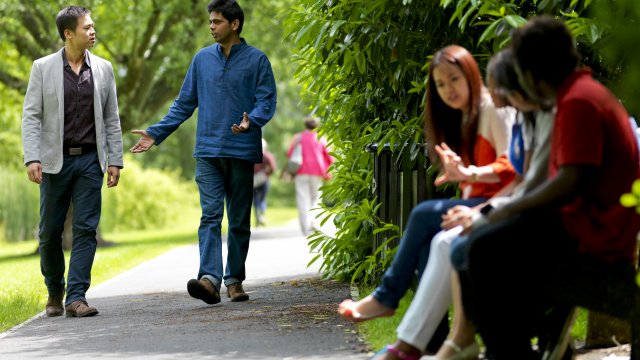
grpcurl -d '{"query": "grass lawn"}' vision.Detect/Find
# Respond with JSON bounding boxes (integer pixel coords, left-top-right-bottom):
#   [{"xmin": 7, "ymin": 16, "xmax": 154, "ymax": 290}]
[
  {"xmin": 0, "ymin": 206, "xmax": 297, "ymax": 333},
  {"xmin": 356, "ymin": 285, "xmax": 588, "ymax": 353}
]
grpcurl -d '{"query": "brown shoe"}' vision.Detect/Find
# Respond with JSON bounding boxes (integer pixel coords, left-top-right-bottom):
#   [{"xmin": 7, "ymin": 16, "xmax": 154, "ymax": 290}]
[
  {"xmin": 226, "ymin": 283, "xmax": 249, "ymax": 302},
  {"xmin": 65, "ymin": 300, "xmax": 99, "ymax": 318},
  {"xmin": 45, "ymin": 292, "xmax": 64, "ymax": 317},
  {"xmin": 187, "ymin": 278, "xmax": 221, "ymax": 304}
]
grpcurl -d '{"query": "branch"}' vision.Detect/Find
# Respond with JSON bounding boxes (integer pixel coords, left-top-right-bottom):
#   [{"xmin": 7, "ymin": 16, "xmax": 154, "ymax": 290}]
[
  {"xmin": 96, "ymin": 36, "xmax": 124, "ymax": 63},
  {"xmin": 20, "ymin": 5, "xmax": 59, "ymax": 53},
  {"xmin": 0, "ymin": 67, "xmax": 27, "ymax": 93},
  {"xmin": 137, "ymin": 2, "xmax": 162, "ymax": 57}
]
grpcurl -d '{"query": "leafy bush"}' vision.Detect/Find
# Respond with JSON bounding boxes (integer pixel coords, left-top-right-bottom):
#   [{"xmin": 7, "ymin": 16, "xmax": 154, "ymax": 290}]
[
  {"xmin": 282, "ymin": 0, "xmax": 464, "ymax": 284},
  {"xmin": 101, "ymin": 155, "xmax": 199, "ymax": 232},
  {"xmin": 0, "ymin": 171, "xmax": 39, "ymax": 242},
  {"xmin": 619, "ymin": 179, "xmax": 640, "ymax": 287},
  {"xmin": 283, "ymin": 0, "xmax": 613, "ymax": 285}
]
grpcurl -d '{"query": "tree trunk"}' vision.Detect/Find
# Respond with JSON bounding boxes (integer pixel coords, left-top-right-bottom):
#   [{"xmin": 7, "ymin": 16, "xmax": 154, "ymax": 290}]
[
  {"xmin": 585, "ymin": 311, "xmax": 631, "ymax": 348},
  {"xmin": 33, "ymin": 206, "xmax": 112, "ymax": 255}
]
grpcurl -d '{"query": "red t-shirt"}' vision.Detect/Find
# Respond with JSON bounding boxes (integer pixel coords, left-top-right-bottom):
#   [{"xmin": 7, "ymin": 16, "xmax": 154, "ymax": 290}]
[{"xmin": 550, "ymin": 69, "xmax": 640, "ymax": 263}]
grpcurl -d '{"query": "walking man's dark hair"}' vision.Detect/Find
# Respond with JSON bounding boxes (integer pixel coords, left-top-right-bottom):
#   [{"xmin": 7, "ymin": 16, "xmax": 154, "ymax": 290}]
[
  {"xmin": 55, "ymin": 6, "xmax": 91, "ymax": 42},
  {"xmin": 510, "ymin": 15, "xmax": 580, "ymax": 88},
  {"xmin": 208, "ymin": 0, "xmax": 244, "ymax": 34}
]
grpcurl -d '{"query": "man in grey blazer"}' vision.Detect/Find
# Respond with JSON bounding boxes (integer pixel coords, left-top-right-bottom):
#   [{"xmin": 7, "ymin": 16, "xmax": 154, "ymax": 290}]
[{"xmin": 22, "ymin": 6, "xmax": 123, "ymax": 318}]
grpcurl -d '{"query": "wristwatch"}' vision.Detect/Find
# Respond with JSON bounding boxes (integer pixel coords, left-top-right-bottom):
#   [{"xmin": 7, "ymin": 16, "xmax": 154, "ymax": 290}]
[{"xmin": 480, "ymin": 204, "xmax": 494, "ymax": 215}]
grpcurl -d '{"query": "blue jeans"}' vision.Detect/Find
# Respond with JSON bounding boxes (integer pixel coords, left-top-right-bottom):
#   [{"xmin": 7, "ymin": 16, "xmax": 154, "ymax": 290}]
[
  {"xmin": 372, "ymin": 197, "xmax": 486, "ymax": 309},
  {"xmin": 253, "ymin": 181, "xmax": 269, "ymax": 224},
  {"xmin": 195, "ymin": 157, "xmax": 253, "ymax": 290},
  {"xmin": 39, "ymin": 152, "xmax": 103, "ymax": 306}
]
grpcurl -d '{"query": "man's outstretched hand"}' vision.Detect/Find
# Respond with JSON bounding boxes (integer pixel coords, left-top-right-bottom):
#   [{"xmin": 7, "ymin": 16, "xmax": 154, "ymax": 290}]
[
  {"xmin": 130, "ymin": 130, "xmax": 155, "ymax": 153},
  {"xmin": 231, "ymin": 112, "xmax": 250, "ymax": 134}
]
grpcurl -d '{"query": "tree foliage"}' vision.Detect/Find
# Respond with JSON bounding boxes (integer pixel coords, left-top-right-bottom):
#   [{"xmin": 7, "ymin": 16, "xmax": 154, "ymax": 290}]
[
  {"xmin": 284, "ymin": 0, "xmax": 636, "ymax": 284},
  {"xmin": 0, "ymin": 0, "xmax": 210, "ymax": 132}
]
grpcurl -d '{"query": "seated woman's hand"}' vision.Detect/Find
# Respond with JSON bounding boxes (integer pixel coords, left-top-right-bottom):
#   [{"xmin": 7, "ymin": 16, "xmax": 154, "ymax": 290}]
[
  {"xmin": 441, "ymin": 205, "xmax": 476, "ymax": 230},
  {"xmin": 434, "ymin": 143, "xmax": 472, "ymax": 186}
]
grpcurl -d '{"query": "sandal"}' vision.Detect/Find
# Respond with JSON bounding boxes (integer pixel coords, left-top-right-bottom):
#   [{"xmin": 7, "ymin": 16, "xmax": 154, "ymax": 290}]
[
  {"xmin": 338, "ymin": 298, "xmax": 395, "ymax": 322},
  {"xmin": 371, "ymin": 344, "xmax": 421, "ymax": 360},
  {"xmin": 428, "ymin": 340, "xmax": 479, "ymax": 360}
]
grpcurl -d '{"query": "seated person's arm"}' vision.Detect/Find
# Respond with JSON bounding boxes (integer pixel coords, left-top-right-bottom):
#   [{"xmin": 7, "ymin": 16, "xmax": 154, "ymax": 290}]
[{"xmin": 488, "ymin": 164, "xmax": 592, "ymax": 223}]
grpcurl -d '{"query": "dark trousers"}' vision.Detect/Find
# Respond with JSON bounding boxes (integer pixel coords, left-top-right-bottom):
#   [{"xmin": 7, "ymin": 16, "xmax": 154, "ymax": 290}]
[
  {"xmin": 39, "ymin": 152, "xmax": 103, "ymax": 306},
  {"xmin": 457, "ymin": 212, "xmax": 639, "ymax": 359}
]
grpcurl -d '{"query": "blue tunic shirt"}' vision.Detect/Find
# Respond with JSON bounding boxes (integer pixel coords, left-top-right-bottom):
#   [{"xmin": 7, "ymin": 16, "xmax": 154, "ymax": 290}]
[{"xmin": 146, "ymin": 39, "xmax": 277, "ymax": 163}]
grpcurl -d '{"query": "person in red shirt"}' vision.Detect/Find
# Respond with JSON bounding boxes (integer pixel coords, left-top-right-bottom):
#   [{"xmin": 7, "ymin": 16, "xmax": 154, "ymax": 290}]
[{"xmin": 457, "ymin": 16, "xmax": 640, "ymax": 359}]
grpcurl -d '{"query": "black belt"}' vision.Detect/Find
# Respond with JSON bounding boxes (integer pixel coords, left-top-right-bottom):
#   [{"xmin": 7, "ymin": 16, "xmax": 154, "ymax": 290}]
[{"xmin": 63, "ymin": 145, "xmax": 97, "ymax": 156}]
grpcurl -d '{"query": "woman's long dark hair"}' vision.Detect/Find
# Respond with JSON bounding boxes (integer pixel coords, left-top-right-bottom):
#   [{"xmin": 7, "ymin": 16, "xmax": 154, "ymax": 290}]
[{"xmin": 423, "ymin": 45, "xmax": 483, "ymax": 165}]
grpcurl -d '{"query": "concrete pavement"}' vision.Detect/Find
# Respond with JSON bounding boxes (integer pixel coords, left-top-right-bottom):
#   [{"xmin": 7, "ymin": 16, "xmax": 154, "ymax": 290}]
[{"xmin": 0, "ymin": 222, "xmax": 369, "ymax": 360}]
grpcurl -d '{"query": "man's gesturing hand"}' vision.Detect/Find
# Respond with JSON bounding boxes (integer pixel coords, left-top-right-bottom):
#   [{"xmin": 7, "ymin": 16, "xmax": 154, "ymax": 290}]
[
  {"xmin": 231, "ymin": 112, "xmax": 250, "ymax": 134},
  {"xmin": 130, "ymin": 130, "xmax": 155, "ymax": 153}
]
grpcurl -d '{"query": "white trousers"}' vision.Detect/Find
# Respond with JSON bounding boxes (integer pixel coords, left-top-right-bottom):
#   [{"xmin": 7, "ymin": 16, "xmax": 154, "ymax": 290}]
[
  {"xmin": 396, "ymin": 226, "xmax": 464, "ymax": 349},
  {"xmin": 294, "ymin": 174, "xmax": 323, "ymax": 234}
]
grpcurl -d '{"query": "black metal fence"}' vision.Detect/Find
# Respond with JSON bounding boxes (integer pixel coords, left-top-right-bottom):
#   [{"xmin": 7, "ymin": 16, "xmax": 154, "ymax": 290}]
[{"xmin": 367, "ymin": 142, "xmax": 454, "ymax": 251}]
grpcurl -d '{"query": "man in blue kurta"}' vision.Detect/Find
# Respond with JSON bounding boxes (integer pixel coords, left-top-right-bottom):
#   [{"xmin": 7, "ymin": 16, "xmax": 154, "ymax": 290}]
[{"xmin": 131, "ymin": 0, "xmax": 276, "ymax": 304}]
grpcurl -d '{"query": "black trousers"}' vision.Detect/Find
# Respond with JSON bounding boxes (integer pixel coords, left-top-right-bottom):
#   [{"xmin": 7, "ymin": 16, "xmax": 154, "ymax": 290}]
[{"xmin": 457, "ymin": 211, "xmax": 639, "ymax": 359}]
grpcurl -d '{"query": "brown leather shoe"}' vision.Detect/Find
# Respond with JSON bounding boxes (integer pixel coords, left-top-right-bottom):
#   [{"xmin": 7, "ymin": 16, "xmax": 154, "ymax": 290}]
[
  {"xmin": 65, "ymin": 300, "xmax": 99, "ymax": 318},
  {"xmin": 45, "ymin": 292, "xmax": 64, "ymax": 317},
  {"xmin": 226, "ymin": 283, "xmax": 249, "ymax": 302},
  {"xmin": 187, "ymin": 278, "xmax": 221, "ymax": 304}
]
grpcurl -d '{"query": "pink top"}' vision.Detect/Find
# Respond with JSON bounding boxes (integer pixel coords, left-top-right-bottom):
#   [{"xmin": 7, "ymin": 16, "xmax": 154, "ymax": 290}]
[{"xmin": 287, "ymin": 130, "xmax": 333, "ymax": 177}]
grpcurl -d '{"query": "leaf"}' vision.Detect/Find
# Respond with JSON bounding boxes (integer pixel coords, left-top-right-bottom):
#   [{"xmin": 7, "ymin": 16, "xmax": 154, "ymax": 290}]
[
  {"xmin": 620, "ymin": 193, "xmax": 638, "ymax": 208},
  {"xmin": 633, "ymin": 179, "xmax": 640, "ymax": 195},
  {"xmin": 329, "ymin": 20, "xmax": 346, "ymax": 37},
  {"xmin": 477, "ymin": 18, "xmax": 502, "ymax": 45},
  {"xmin": 355, "ymin": 49, "xmax": 366, "ymax": 75},
  {"xmin": 503, "ymin": 15, "xmax": 527, "ymax": 29},
  {"xmin": 295, "ymin": 19, "xmax": 318, "ymax": 45}
]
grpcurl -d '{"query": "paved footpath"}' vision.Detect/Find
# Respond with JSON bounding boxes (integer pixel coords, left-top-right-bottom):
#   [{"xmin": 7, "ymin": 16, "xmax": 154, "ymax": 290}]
[{"xmin": 0, "ymin": 223, "xmax": 370, "ymax": 360}]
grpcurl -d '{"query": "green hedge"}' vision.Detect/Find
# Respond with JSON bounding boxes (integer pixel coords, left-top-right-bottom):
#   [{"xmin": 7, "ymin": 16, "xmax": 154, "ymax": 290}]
[
  {"xmin": 0, "ymin": 156, "xmax": 200, "ymax": 242},
  {"xmin": 0, "ymin": 171, "xmax": 39, "ymax": 242},
  {"xmin": 101, "ymin": 155, "xmax": 199, "ymax": 232}
]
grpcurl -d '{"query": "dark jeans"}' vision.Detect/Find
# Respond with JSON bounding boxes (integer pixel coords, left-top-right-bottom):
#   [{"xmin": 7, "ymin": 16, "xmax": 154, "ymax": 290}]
[
  {"xmin": 372, "ymin": 197, "xmax": 486, "ymax": 352},
  {"xmin": 39, "ymin": 152, "xmax": 103, "ymax": 306},
  {"xmin": 195, "ymin": 157, "xmax": 253, "ymax": 289},
  {"xmin": 458, "ymin": 212, "xmax": 639, "ymax": 359}
]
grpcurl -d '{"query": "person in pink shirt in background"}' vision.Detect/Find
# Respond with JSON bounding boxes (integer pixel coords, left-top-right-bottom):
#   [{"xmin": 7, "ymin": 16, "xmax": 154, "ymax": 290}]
[{"xmin": 286, "ymin": 116, "xmax": 334, "ymax": 235}]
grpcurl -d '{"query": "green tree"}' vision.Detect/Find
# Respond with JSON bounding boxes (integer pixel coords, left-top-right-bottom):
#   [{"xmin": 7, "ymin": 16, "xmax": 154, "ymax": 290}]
[{"xmin": 0, "ymin": 0, "xmax": 211, "ymax": 132}]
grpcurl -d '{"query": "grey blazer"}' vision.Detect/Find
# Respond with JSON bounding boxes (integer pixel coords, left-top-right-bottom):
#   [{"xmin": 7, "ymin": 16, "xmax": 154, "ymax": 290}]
[{"xmin": 22, "ymin": 48, "xmax": 123, "ymax": 174}]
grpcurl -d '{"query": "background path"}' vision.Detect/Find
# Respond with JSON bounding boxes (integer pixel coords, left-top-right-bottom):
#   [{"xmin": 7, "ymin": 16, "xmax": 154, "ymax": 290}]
[{"xmin": 0, "ymin": 223, "xmax": 369, "ymax": 360}]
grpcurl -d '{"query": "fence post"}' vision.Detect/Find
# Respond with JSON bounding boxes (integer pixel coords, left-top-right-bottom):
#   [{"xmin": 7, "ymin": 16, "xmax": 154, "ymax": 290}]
[{"xmin": 368, "ymin": 142, "xmax": 435, "ymax": 251}]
